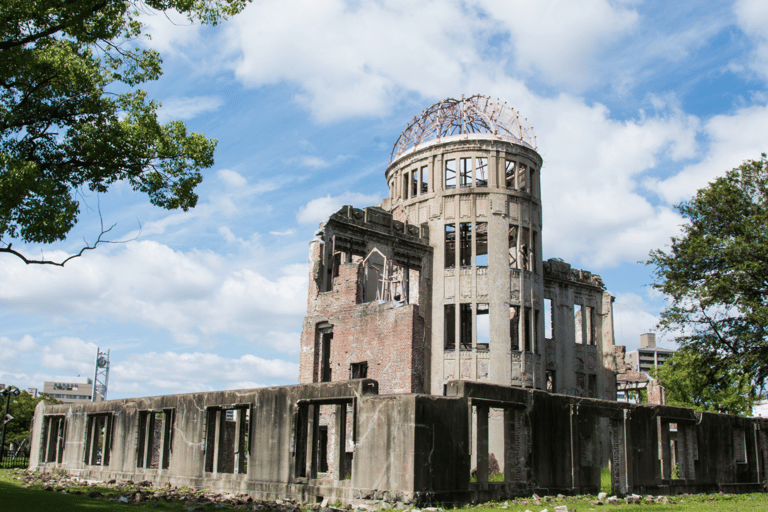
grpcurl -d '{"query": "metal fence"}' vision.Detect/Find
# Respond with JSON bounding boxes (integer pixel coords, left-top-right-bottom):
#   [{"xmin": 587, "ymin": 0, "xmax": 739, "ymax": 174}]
[{"xmin": 0, "ymin": 449, "xmax": 30, "ymax": 469}]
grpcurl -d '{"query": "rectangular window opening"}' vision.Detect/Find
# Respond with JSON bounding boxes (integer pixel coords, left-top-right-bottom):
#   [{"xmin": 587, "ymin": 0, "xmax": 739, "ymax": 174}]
[
  {"xmin": 459, "ymin": 222, "xmax": 472, "ymax": 267},
  {"xmin": 505, "ymin": 160, "xmax": 516, "ymax": 189},
  {"xmin": 518, "ymin": 163, "xmax": 528, "ymax": 193},
  {"xmin": 524, "ymin": 307, "xmax": 532, "ymax": 352},
  {"xmin": 460, "ymin": 157, "xmax": 472, "ymax": 187},
  {"xmin": 476, "ymin": 222, "xmax": 488, "ymax": 267},
  {"xmin": 411, "ymin": 169, "xmax": 418, "ymax": 198},
  {"xmin": 477, "ymin": 304, "xmax": 490, "ymax": 350},
  {"xmin": 136, "ymin": 409, "xmax": 174, "ymax": 470},
  {"xmin": 574, "ymin": 305, "xmax": 584, "ymax": 344},
  {"xmin": 544, "ymin": 298, "xmax": 553, "ymax": 340},
  {"xmin": 521, "ymin": 227, "xmax": 530, "ymax": 271},
  {"xmin": 403, "ymin": 172, "xmax": 409, "ymax": 200},
  {"xmin": 460, "ymin": 303, "xmax": 472, "ymax": 349},
  {"xmin": 41, "ymin": 415, "xmax": 66, "ymax": 464},
  {"xmin": 320, "ymin": 330, "xmax": 333, "ymax": 382},
  {"xmin": 84, "ymin": 413, "xmax": 113, "ymax": 466},
  {"xmin": 294, "ymin": 406, "xmax": 309, "ymax": 478},
  {"xmin": 204, "ymin": 406, "xmax": 250, "ymax": 474},
  {"xmin": 445, "ymin": 224, "xmax": 456, "ymax": 269},
  {"xmin": 476, "ymin": 157, "xmax": 488, "ymax": 187},
  {"xmin": 585, "ymin": 306, "xmax": 595, "ymax": 345},
  {"xmin": 445, "ymin": 159, "xmax": 456, "ymax": 189},
  {"xmin": 350, "ymin": 361, "xmax": 368, "ymax": 379},
  {"xmin": 444, "ymin": 304, "xmax": 456, "ymax": 350},
  {"xmin": 546, "ymin": 370, "xmax": 556, "ymax": 393},
  {"xmin": 510, "ymin": 305, "xmax": 520, "ymax": 351},
  {"xmin": 531, "ymin": 232, "xmax": 538, "ymax": 273},
  {"xmin": 318, "ymin": 426, "xmax": 329, "ymax": 473},
  {"xmin": 588, "ymin": 374, "xmax": 597, "ymax": 398},
  {"xmin": 508, "ymin": 226, "xmax": 518, "ymax": 269},
  {"xmin": 534, "ymin": 309, "xmax": 540, "ymax": 354},
  {"xmin": 420, "ymin": 165, "xmax": 429, "ymax": 194}
]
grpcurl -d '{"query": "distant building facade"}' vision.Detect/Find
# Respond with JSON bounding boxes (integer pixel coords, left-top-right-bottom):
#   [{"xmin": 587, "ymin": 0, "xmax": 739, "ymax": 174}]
[
  {"xmin": 42, "ymin": 379, "xmax": 98, "ymax": 403},
  {"xmin": 626, "ymin": 333, "xmax": 674, "ymax": 373}
]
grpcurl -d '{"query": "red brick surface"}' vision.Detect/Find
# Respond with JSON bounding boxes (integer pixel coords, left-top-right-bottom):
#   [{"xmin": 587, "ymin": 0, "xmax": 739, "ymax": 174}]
[{"xmin": 300, "ymin": 262, "xmax": 426, "ymax": 395}]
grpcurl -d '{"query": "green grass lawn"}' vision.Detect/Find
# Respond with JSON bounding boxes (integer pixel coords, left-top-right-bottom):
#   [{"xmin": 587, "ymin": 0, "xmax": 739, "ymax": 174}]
[
  {"xmin": 1, "ymin": 469, "xmax": 767, "ymax": 511},
  {"xmin": 0, "ymin": 470, "xmax": 186, "ymax": 512}
]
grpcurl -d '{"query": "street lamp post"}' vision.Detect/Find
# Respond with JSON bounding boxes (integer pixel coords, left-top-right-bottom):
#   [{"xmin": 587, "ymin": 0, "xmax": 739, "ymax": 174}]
[{"xmin": 0, "ymin": 386, "xmax": 21, "ymax": 464}]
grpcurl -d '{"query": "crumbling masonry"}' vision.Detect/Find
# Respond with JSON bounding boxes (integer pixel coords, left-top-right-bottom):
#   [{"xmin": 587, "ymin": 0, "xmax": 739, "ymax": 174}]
[{"xmin": 29, "ymin": 96, "xmax": 768, "ymax": 503}]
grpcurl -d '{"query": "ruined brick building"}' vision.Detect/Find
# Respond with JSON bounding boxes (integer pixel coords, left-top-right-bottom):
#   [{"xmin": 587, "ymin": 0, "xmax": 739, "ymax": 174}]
[
  {"xmin": 28, "ymin": 97, "xmax": 768, "ymax": 504},
  {"xmin": 297, "ymin": 95, "xmax": 622, "ymax": 477},
  {"xmin": 300, "ymin": 95, "xmax": 618, "ymax": 400}
]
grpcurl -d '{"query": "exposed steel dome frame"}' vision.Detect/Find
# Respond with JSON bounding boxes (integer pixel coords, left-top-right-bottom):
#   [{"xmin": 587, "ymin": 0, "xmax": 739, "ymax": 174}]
[{"xmin": 390, "ymin": 95, "xmax": 537, "ymax": 162}]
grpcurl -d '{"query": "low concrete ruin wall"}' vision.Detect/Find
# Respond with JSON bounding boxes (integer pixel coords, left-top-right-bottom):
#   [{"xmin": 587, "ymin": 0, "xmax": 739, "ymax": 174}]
[{"xmin": 29, "ymin": 380, "xmax": 768, "ymax": 504}]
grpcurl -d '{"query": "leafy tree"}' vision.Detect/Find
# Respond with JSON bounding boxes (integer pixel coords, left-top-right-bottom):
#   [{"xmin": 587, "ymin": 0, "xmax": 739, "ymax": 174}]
[
  {"xmin": 0, "ymin": 0, "xmax": 249, "ymax": 265},
  {"xmin": 2, "ymin": 390, "xmax": 60, "ymax": 449},
  {"xmin": 648, "ymin": 154, "xmax": 768, "ymax": 394},
  {"xmin": 650, "ymin": 351, "xmax": 757, "ymax": 416}
]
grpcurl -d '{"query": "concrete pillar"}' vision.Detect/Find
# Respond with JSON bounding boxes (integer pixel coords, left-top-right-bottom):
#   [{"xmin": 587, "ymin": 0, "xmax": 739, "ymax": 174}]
[
  {"xmin": 306, "ymin": 404, "xmax": 318, "ymax": 478},
  {"xmin": 503, "ymin": 408, "xmax": 515, "ymax": 485},
  {"xmin": 658, "ymin": 419, "xmax": 670, "ymax": 481},
  {"xmin": 476, "ymin": 405, "xmax": 489, "ymax": 484},
  {"xmin": 334, "ymin": 404, "xmax": 347, "ymax": 480}
]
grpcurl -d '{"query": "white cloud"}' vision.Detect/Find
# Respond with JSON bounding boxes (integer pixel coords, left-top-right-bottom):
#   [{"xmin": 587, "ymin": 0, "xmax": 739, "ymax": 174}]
[
  {"xmin": 649, "ymin": 103, "xmax": 768, "ymax": 205},
  {"xmin": 0, "ymin": 334, "xmax": 298, "ymax": 397},
  {"xmin": 477, "ymin": 0, "xmax": 639, "ymax": 88},
  {"xmin": 0, "ymin": 335, "xmax": 39, "ymax": 365},
  {"xmin": 158, "ymin": 96, "xmax": 224, "ymax": 122},
  {"xmin": 735, "ymin": 0, "xmax": 768, "ymax": 81},
  {"xmin": 218, "ymin": 169, "xmax": 248, "ymax": 188},
  {"xmin": 296, "ymin": 192, "xmax": 382, "ymax": 225},
  {"xmin": 112, "ymin": 351, "xmax": 298, "ymax": 395},
  {"xmin": 228, "ymin": 0, "xmax": 486, "ymax": 121},
  {"xmin": 139, "ymin": 8, "xmax": 201, "ymax": 54},
  {"xmin": 612, "ymin": 293, "xmax": 661, "ymax": 350},
  {"xmin": 529, "ymin": 92, "xmax": 698, "ymax": 267},
  {"xmin": 41, "ymin": 337, "xmax": 98, "ymax": 375},
  {"xmin": 0, "ymin": 240, "xmax": 307, "ymax": 348}
]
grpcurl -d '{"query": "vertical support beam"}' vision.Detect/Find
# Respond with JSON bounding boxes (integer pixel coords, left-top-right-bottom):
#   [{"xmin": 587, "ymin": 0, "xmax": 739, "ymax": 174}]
[
  {"xmin": 684, "ymin": 425, "xmax": 696, "ymax": 481},
  {"xmin": 758, "ymin": 429, "xmax": 768, "ymax": 487},
  {"xmin": 334, "ymin": 403, "xmax": 347, "ymax": 480},
  {"xmin": 476, "ymin": 405, "xmax": 489, "ymax": 484},
  {"xmin": 675, "ymin": 426, "xmax": 686, "ymax": 480},
  {"xmin": 162, "ymin": 409, "xmax": 173, "ymax": 470},
  {"xmin": 89, "ymin": 417, "xmax": 100, "ymax": 465},
  {"xmin": 503, "ymin": 408, "xmax": 515, "ymax": 485},
  {"xmin": 234, "ymin": 409, "xmax": 245, "ymax": 474},
  {"xmin": 658, "ymin": 418, "xmax": 670, "ymax": 481},
  {"xmin": 144, "ymin": 413, "xmax": 154, "ymax": 468},
  {"xmin": 212, "ymin": 410, "xmax": 222, "ymax": 474},
  {"xmin": 623, "ymin": 410, "xmax": 633, "ymax": 494},
  {"xmin": 306, "ymin": 404, "xmax": 318, "ymax": 479},
  {"xmin": 609, "ymin": 418, "xmax": 627, "ymax": 495},
  {"xmin": 569, "ymin": 405, "xmax": 579, "ymax": 489},
  {"xmin": 46, "ymin": 418, "xmax": 58, "ymax": 463}
]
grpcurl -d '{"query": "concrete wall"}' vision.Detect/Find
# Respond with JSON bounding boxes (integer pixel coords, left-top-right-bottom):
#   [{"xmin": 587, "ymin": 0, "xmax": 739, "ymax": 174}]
[{"xmin": 30, "ymin": 379, "xmax": 768, "ymax": 504}]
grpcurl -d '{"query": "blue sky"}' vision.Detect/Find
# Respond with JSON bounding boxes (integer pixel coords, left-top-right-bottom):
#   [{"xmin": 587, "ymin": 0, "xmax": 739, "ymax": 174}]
[{"xmin": 3, "ymin": 0, "xmax": 768, "ymax": 399}]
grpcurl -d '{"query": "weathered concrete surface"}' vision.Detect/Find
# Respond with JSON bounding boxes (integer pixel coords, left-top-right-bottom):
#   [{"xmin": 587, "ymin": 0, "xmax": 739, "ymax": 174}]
[{"xmin": 29, "ymin": 379, "xmax": 768, "ymax": 504}]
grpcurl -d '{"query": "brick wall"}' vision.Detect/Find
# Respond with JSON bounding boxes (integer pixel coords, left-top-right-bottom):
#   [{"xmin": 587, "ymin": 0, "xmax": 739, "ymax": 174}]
[{"xmin": 300, "ymin": 261, "xmax": 426, "ymax": 395}]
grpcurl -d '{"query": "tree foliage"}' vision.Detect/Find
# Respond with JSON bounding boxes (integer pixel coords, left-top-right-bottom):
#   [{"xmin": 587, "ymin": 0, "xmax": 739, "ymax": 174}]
[
  {"xmin": 0, "ymin": 0, "xmax": 249, "ymax": 264},
  {"xmin": 648, "ymin": 154, "xmax": 768, "ymax": 393},
  {"xmin": 650, "ymin": 351, "xmax": 757, "ymax": 416},
  {"xmin": 2, "ymin": 390, "xmax": 60, "ymax": 448}
]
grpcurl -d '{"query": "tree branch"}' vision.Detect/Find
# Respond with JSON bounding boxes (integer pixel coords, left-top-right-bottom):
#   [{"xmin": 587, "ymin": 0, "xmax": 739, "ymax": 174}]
[{"xmin": 0, "ymin": 218, "xmax": 140, "ymax": 267}]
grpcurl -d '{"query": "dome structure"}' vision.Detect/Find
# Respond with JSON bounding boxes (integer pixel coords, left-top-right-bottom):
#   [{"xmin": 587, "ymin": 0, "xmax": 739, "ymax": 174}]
[{"xmin": 390, "ymin": 95, "xmax": 536, "ymax": 162}]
